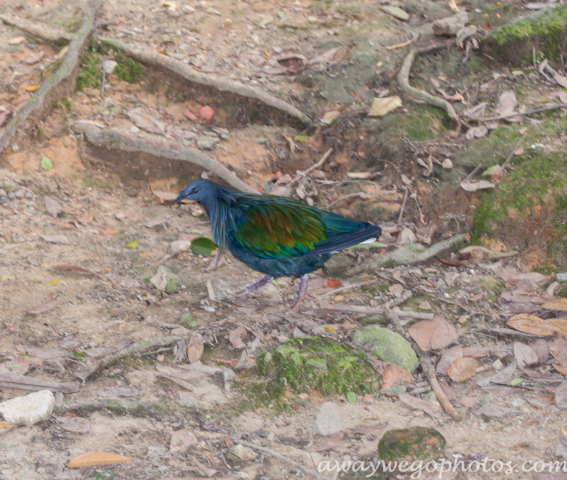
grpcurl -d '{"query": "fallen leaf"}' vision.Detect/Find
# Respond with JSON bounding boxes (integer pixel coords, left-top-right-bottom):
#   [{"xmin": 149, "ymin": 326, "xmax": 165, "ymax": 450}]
[
  {"xmin": 542, "ymin": 298, "xmax": 567, "ymax": 311},
  {"xmin": 127, "ymin": 108, "xmax": 165, "ymax": 134},
  {"xmin": 310, "ymin": 431, "xmax": 345, "ymax": 451},
  {"xmin": 460, "ymin": 180, "xmax": 495, "ymax": 192},
  {"xmin": 507, "ymin": 314, "xmax": 555, "ymax": 336},
  {"xmin": 530, "ymin": 339, "xmax": 550, "ymax": 363},
  {"xmin": 513, "ymin": 342, "xmax": 539, "ymax": 367},
  {"xmin": 229, "ymin": 325, "xmax": 247, "ymax": 349},
  {"xmin": 58, "ymin": 416, "xmax": 90, "ymax": 433},
  {"xmin": 40, "ymin": 235, "xmax": 70, "ymax": 244},
  {"xmin": 0, "ymin": 421, "xmax": 17, "ymax": 432},
  {"xmin": 381, "ymin": 363, "xmax": 415, "ymax": 388},
  {"xmin": 48, "ymin": 279, "xmax": 61, "ymax": 285},
  {"xmin": 346, "ymin": 172, "xmax": 373, "ymax": 179},
  {"xmin": 497, "ymin": 90, "xmax": 518, "ymax": 116},
  {"xmin": 125, "ymin": 240, "xmax": 138, "ymax": 248},
  {"xmin": 436, "ymin": 345, "xmax": 463, "ymax": 375},
  {"xmin": 398, "ymin": 394, "xmax": 442, "ymax": 417},
  {"xmin": 549, "ymin": 337, "xmax": 567, "ymax": 366},
  {"xmin": 170, "ymin": 428, "xmax": 198, "ymax": 454},
  {"xmin": 447, "ymin": 357, "xmax": 478, "ymax": 382},
  {"xmin": 26, "ymin": 298, "xmax": 57, "ymax": 315},
  {"xmin": 408, "ymin": 316, "xmax": 459, "ymax": 351},
  {"xmin": 308, "ymin": 46, "xmax": 346, "ymax": 66},
  {"xmin": 25, "ymin": 84, "xmax": 41, "ymax": 92},
  {"xmin": 556, "ymin": 73, "xmax": 567, "ymax": 88},
  {"xmin": 187, "ymin": 343, "xmax": 204, "ymax": 363},
  {"xmin": 449, "ymin": 0, "xmax": 460, "ymax": 13},
  {"xmin": 475, "ymin": 403, "xmax": 520, "ymax": 418},
  {"xmin": 368, "ymin": 96, "xmax": 403, "ymax": 117},
  {"xmin": 514, "ymin": 146, "xmax": 524, "ymax": 156},
  {"xmin": 8, "ymin": 36, "xmax": 26, "ymax": 45},
  {"xmin": 0, "ymin": 356, "xmax": 30, "ymax": 375},
  {"xmin": 44, "ymin": 195, "xmax": 63, "ymax": 217},
  {"xmin": 553, "ymin": 364, "xmax": 567, "ymax": 375},
  {"xmin": 477, "ymin": 359, "xmax": 517, "ymax": 386},
  {"xmin": 67, "ymin": 451, "xmax": 132, "ymax": 468},
  {"xmin": 41, "ymin": 155, "xmax": 53, "ymax": 169},
  {"xmin": 438, "ymin": 248, "xmax": 484, "ymax": 267},
  {"xmin": 327, "ymin": 279, "xmax": 342, "ymax": 288},
  {"xmin": 466, "ymin": 125, "xmax": 488, "ymax": 140},
  {"xmin": 78, "ymin": 212, "xmax": 94, "ymax": 224}
]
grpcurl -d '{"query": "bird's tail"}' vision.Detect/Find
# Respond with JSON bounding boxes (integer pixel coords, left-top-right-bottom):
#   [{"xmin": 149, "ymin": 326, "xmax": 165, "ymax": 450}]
[{"xmin": 305, "ymin": 223, "xmax": 382, "ymax": 255}]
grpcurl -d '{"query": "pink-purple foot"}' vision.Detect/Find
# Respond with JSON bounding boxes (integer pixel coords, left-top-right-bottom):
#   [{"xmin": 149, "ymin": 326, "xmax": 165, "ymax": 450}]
[
  {"xmin": 289, "ymin": 274, "xmax": 309, "ymax": 310},
  {"xmin": 236, "ymin": 274, "xmax": 274, "ymax": 297}
]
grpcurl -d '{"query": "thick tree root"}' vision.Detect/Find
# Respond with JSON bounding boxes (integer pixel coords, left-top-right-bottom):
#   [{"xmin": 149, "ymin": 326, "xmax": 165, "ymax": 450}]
[
  {"xmin": 0, "ymin": 0, "xmax": 102, "ymax": 156},
  {"xmin": 0, "ymin": 13, "xmax": 73, "ymax": 46},
  {"xmin": 397, "ymin": 44, "xmax": 459, "ymax": 123},
  {"xmin": 73, "ymin": 122, "xmax": 259, "ymax": 194},
  {"xmin": 348, "ymin": 233, "xmax": 468, "ymax": 276},
  {"xmin": 387, "ymin": 310, "xmax": 463, "ymax": 422}
]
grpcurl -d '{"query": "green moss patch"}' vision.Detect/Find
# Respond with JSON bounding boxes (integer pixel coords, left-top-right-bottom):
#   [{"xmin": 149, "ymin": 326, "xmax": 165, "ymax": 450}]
[
  {"xmin": 257, "ymin": 337, "xmax": 380, "ymax": 396},
  {"xmin": 483, "ymin": 4, "xmax": 567, "ymax": 65},
  {"xmin": 115, "ymin": 54, "xmax": 144, "ymax": 83},
  {"xmin": 378, "ymin": 427, "xmax": 446, "ymax": 462},
  {"xmin": 77, "ymin": 46, "xmax": 102, "ymax": 91}
]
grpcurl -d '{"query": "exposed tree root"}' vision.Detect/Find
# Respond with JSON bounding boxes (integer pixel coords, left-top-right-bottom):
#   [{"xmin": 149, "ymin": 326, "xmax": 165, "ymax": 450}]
[
  {"xmin": 76, "ymin": 335, "xmax": 186, "ymax": 381},
  {"xmin": 348, "ymin": 233, "xmax": 469, "ymax": 276},
  {"xmin": 0, "ymin": 13, "xmax": 73, "ymax": 46},
  {"xmin": 0, "ymin": 0, "xmax": 103, "ymax": 157},
  {"xmin": 387, "ymin": 310, "xmax": 463, "ymax": 422},
  {"xmin": 397, "ymin": 44, "xmax": 459, "ymax": 123},
  {"xmin": 72, "ymin": 122, "xmax": 259, "ymax": 194},
  {"xmin": 0, "ymin": 373, "xmax": 79, "ymax": 393}
]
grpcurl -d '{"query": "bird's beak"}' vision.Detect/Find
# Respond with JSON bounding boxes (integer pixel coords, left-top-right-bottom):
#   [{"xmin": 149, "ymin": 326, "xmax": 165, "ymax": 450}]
[
  {"xmin": 176, "ymin": 195, "xmax": 197, "ymax": 204},
  {"xmin": 175, "ymin": 195, "xmax": 183, "ymax": 204}
]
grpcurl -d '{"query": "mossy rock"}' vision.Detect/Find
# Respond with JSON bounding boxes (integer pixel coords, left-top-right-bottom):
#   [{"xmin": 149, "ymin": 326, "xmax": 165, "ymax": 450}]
[
  {"xmin": 324, "ymin": 253, "xmax": 353, "ymax": 278},
  {"xmin": 483, "ymin": 4, "xmax": 567, "ymax": 66},
  {"xmin": 353, "ymin": 326, "xmax": 418, "ymax": 372},
  {"xmin": 257, "ymin": 337, "xmax": 380, "ymax": 396},
  {"xmin": 378, "ymin": 427, "xmax": 446, "ymax": 462}
]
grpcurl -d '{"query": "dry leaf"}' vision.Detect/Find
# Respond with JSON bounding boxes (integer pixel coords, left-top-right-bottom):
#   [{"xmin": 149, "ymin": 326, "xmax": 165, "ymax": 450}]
[
  {"xmin": 170, "ymin": 428, "xmax": 198, "ymax": 455},
  {"xmin": 59, "ymin": 416, "xmax": 90, "ymax": 433},
  {"xmin": 308, "ymin": 46, "xmax": 346, "ymax": 66},
  {"xmin": 542, "ymin": 298, "xmax": 567, "ymax": 311},
  {"xmin": 127, "ymin": 108, "xmax": 165, "ymax": 134},
  {"xmin": 310, "ymin": 431, "xmax": 345, "ymax": 452},
  {"xmin": 44, "ymin": 195, "xmax": 63, "ymax": 217},
  {"xmin": 408, "ymin": 316, "xmax": 459, "ymax": 351},
  {"xmin": 514, "ymin": 146, "xmax": 524, "ymax": 156},
  {"xmin": 24, "ymin": 84, "xmax": 40, "ymax": 92},
  {"xmin": 0, "ymin": 421, "xmax": 17, "ymax": 432},
  {"xmin": 381, "ymin": 363, "xmax": 415, "ymax": 388},
  {"xmin": 449, "ymin": 0, "xmax": 460, "ymax": 13},
  {"xmin": 475, "ymin": 403, "xmax": 520, "ymax": 418},
  {"xmin": 40, "ymin": 235, "xmax": 70, "ymax": 244},
  {"xmin": 556, "ymin": 73, "xmax": 567, "ymax": 88},
  {"xmin": 460, "ymin": 180, "xmax": 495, "ymax": 192},
  {"xmin": 436, "ymin": 345, "xmax": 463, "ymax": 375},
  {"xmin": 151, "ymin": 189, "xmax": 179, "ymax": 202},
  {"xmin": 530, "ymin": 339, "xmax": 550, "ymax": 363},
  {"xmin": 497, "ymin": 90, "xmax": 518, "ymax": 116},
  {"xmin": 327, "ymin": 279, "xmax": 342, "ymax": 288},
  {"xmin": 368, "ymin": 96, "xmax": 402, "ymax": 117},
  {"xmin": 67, "ymin": 451, "xmax": 132, "ymax": 468},
  {"xmin": 346, "ymin": 172, "xmax": 373, "ymax": 179},
  {"xmin": 78, "ymin": 212, "xmax": 94, "ymax": 224},
  {"xmin": 553, "ymin": 364, "xmax": 567, "ymax": 375},
  {"xmin": 26, "ymin": 298, "xmax": 57, "ymax": 315},
  {"xmin": 229, "ymin": 325, "xmax": 247, "ymax": 349},
  {"xmin": 0, "ymin": 356, "xmax": 30, "ymax": 375},
  {"xmin": 507, "ymin": 314, "xmax": 555, "ymax": 336},
  {"xmin": 447, "ymin": 357, "xmax": 478, "ymax": 382},
  {"xmin": 466, "ymin": 125, "xmax": 488, "ymax": 140},
  {"xmin": 187, "ymin": 343, "xmax": 204, "ymax": 363},
  {"xmin": 549, "ymin": 337, "xmax": 567, "ymax": 366},
  {"xmin": 547, "ymin": 318, "xmax": 567, "ymax": 333},
  {"xmin": 8, "ymin": 36, "xmax": 26, "ymax": 45},
  {"xmin": 513, "ymin": 342, "xmax": 538, "ymax": 367}
]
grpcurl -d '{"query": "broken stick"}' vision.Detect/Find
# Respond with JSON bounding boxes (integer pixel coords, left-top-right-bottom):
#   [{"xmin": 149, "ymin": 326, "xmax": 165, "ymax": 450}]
[
  {"xmin": 386, "ymin": 310, "xmax": 463, "ymax": 422},
  {"xmin": 0, "ymin": 0, "xmax": 103, "ymax": 156},
  {"xmin": 73, "ymin": 122, "xmax": 259, "ymax": 194},
  {"xmin": 397, "ymin": 44, "xmax": 459, "ymax": 123},
  {"xmin": 0, "ymin": 372, "xmax": 79, "ymax": 393}
]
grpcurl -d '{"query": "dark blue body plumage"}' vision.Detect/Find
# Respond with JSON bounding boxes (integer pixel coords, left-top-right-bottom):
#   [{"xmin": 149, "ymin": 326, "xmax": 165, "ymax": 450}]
[{"xmin": 177, "ymin": 180, "xmax": 381, "ymax": 305}]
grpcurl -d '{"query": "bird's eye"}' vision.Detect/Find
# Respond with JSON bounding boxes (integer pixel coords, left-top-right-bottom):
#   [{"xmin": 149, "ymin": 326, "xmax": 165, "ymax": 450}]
[{"xmin": 192, "ymin": 188, "xmax": 198, "ymax": 194}]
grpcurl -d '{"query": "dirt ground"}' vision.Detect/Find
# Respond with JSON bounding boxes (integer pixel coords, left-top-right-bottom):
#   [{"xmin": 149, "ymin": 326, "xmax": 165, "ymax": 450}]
[{"xmin": 1, "ymin": 0, "xmax": 567, "ymax": 479}]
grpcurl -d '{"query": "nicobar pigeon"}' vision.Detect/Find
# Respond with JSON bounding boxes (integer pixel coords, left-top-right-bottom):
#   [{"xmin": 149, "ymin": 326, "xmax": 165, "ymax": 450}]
[{"xmin": 177, "ymin": 180, "xmax": 382, "ymax": 308}]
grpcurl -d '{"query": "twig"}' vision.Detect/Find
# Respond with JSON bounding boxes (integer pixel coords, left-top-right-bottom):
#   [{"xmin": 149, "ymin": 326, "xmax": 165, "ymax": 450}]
[
  {"xmin": 333, "ymin": 305, "xmax": 435, "ymax": 320},
  {"xmin": 386, "ymin": 310, "xmax": 463, "ymax": 422},
  {"xmin": 349, "ymin": 233, "xmax": 468, "ymax": 276},
  {"xmin": 0, "ymin": 0, "xmax": 103, "ymax": 156},
  {"xmin": 236, "ymin": 440, "xmax": 323, "ymax": 480},
  {"xmin": 287, "ymin": 148, "xmax": 334, "ymax": 189},
  {"xmin": 476, "ymin": 103, "xmax": 567, "ymax": 122},
  {"xmin": 98, "ymin": 37, "xmax": 311, "ymax": 126},
  {"xmin": 397, "ymin": 44, "xmax": 459, "ymax": 123},
  {"xmin": 319, "ymin": 279, "xmax": 381, "ymax": 298},
  {"xmin": 398, "ymin": 187, "xmax": 408, "ymax": 224},
  {"xmin": 327, "ymin": 192, "xmax": 370, "ymax": 208},
  {"xmin": 76, "ymin": 336, "xmax": 185, "ymax": 381},
  {"xmin": 475, "ymin": 327, "xmax": 546, "ymax": 338},
  {"xmin": 386, "ymin": 32, "xmax": 420, "ymax": 51},
  {"xmin": 501, "ymin": 134, "xmax": 526, "ymax": 170},
  {"xmin": 461, "ymin": 159, "xmax": 485, "ymax": 184},
  {"xmin": 72, "ymin": 122, "xmax": 259, "ymax": 194},
  {"xmin": 0, "ymin": 373, "xmax": 78, "ymax": 393}
]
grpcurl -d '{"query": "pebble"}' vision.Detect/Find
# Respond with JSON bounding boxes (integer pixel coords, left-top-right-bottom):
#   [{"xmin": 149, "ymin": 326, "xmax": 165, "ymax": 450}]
[
  {"xmin": 557, "ymin": 273, "xmax": 567, "ymax": 282},
  {"xmin": 104, "ymin": 97, "xmax": 115, "ymax": 108},
  {"xmin": 197, "ymin": 136, "xmax": 219, "ymax": 150},
  {"xmin": 2, "ymin": 180, "xmax": 18, "ymax": 192},
  {"xmin": 0, "ymin": 189, "xmax": 6, "ymax": 197},
  {"xmin": 314, "ymin": 402, "xmax": 342, "ymax": 436},
  {"xmin": 0, "ymin": 390, "xmax": 55, "ymax": 425},
  {"xmin": 130, "ymin": 126, "xmax": 140, "ymax": 133},
  {"xmin": 227, "ymin": 444, "xmax": 258, "ymax": 461},
  {"xmin": 15, "ymin": 189, "xmax": 25, "ymax": 199},
  {"xmin": 178, "ymin": 393, "xmax": 197, "ymax": 408}
]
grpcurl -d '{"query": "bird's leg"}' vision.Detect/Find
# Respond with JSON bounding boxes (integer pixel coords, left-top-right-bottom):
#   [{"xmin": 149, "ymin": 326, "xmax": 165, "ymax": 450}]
[
  {"xmin": 289, "ymin": 274, "xmax": 310, "ymax": 310},
  {"xmin": 236, "ymin": 274, "xmax": 274, "ymax": 297}
]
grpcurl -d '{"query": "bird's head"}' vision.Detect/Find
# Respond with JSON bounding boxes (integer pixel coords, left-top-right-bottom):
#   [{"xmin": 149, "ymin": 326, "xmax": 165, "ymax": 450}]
[{"xmin": 176, "ymin": 179, "xmax": 216, "ymax": 205}]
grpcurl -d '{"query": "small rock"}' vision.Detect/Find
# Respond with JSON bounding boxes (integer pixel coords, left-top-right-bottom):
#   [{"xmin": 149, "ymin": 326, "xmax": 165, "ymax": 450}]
[
  {"xmin": 314, "ymin": 402, "xmax": 342, "ymax": 436},
  {"xmin": 492, "ymin": 359, "xmax": 503, "ymax": 370},
  {"xmin": 170, "ymin": 428, "xmax": 198, "ymax": 454},
  {"xmin": 442, "ymin": 159, "xmax": 453, "ymax": 170},
  {"xmin": 557, "ymin": 273, "xmax": 567, "ymax": 282},
  {"xmin": 397, "ymin": 228, "xmax": 417, "ymax": 244},
  {"xmin": 130, "ymin": 126, "xmax": 140, "ymax": 133},
  {"xmin": 418, "ymin": 301, "xmax": 432, "ymax": 310},
  {"xmin": 104, "ymin": 97, "xmax": 115, "ymax": 108},
  {"xmin": 206, "ymin": 279, "xmax": 234, "ymax": 302},
  {"xmin": 178, "ymin": 393, "xmax": 197, "ymax": 408},
  {"xmin": 151, "ymin": 265, "xmax": 181, "ymax": 293},
  {"xmin": 379, "ymin": 427, "xmax": 446, "ymax": 461},
  {"xmin": 334, "ymin": 294, "xmax": 345, "ymax": 302},
  {"xmin": 0, "ymin": 189, "xmax": 6, "ymax": 197},
  {"xmin": 432, "ymin": 12, "xmax": 469, "ymax": 36},
  {"xmin": 381, "ymin": 385, "xmax": 407, "ymax": 396},
  {"xmin": 223, "ymin": 368, "xmax": 236, "ymax": 383},
  {"xmin": 227, "ymin": 444, "xmax": 258, "ymax": 462},
  {"xmin": 382, "ymin": 6, "xmax": 409, "ymax": 20},
  {"xmin": 0, "ymin": 390, "xmax": 55, "ymax": 425},
  {"xmin": 2, "ymin": 180, "xmax": 18, "ymax": 193},
  {"xmin": 15, "ymin": 189, "xmax": 25, "ymax": 199},
  {"xmin": 362, "ymin": 394, "xmax": 374, "ymax": 404},
  {"xmin": 389, "ymin": 284, "xmax": 404, "ymax": 297},
  {"xmin": 102, "ymin": 60, "xmax": 117, "ymax": 74},
  {"xmin": 197, "ymin": 136, "xmax": 219, "ymax": 150},
  {"xmin": 267, "ymin": 431, "xmax": 275, "ymax": 442}
]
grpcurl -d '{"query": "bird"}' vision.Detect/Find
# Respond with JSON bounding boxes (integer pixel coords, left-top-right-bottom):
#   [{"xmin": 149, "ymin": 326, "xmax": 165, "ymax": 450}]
[{"xmin": 177, "ymin": 179, "xmax": 382, "ymax": 308}]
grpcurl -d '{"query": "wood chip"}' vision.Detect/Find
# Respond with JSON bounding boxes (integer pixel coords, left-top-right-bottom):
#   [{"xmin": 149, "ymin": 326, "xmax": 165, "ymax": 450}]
[{"xmin": 67, "ymin": 451, "xmax": 132, "ymax": 468}]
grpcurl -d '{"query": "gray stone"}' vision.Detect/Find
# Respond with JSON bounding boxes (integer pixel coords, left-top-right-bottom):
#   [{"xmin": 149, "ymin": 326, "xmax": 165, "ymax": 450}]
[
  {"xmin": 104, "ymin": 97, "xmax": 115, "ymax": 108},
  {"xmin": 382, "ymin": 6, "xmax": 409, "ymax": 21},
  {"xmin": 2, "ymin": 180, "xmax": 17, "ymax": 192},
  {"xmin": 130, "ymin": 126, "xmax": 140, "ymax": 133},
  {"xmin": 197, "ymin": 136, "xmax": 219, "ymax": 150},
  {"xmin": 206, "ymin": 279, "xmax": 234, "ymax": 301},
  {"xmin": 324, "ymin": 253, "xmax": 352, "ymax": 278},
  {"xmin": 223, "ymin": 368, "xmax": 236, "ymax": 382},
  {"xmin": 380, "ymin": 385, "xmax": 407, "ymax": 396},
  {"xmin": 0, "ymin": 390, "xmax": 55, "ymax": 425},
  {"xmin": 178, "ymin": 393, "xmax": 197, "ymax": 407},
  {"xmin": 353, "ymin": 326, "xmax": 419, "ymax": 372},
  {"xmin": 8, "ymin": 192, "xmax": 15, "ymax": 200},
  {"xmin": 314, "ymin": 401, "xmax": 342, "ymax": 436},
  {"xmin": 432, "ymin": 12, "xmax": 468, "ymax": 36},
  {"xmin": 151, "ymin": 265, "xmax": 181, "ymax": 293},
  {"xmin": 0, "ymin": 189, "xmax": 6, "ymax": 197},
  {"xmin": 227, "ymin": 444, "xmax": 258, "ymax": 461},
  {"xmin": 15, "ymin": 189, "xmax": 25, "ymax": 199}
]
